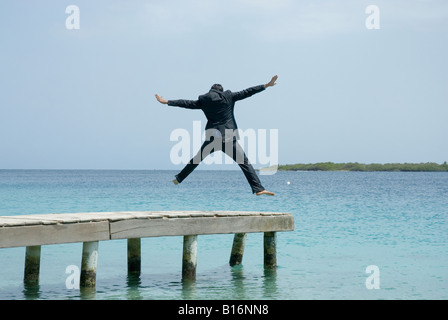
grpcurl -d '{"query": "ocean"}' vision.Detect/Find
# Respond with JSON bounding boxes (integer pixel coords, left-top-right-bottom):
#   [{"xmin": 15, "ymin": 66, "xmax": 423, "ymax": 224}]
[{"xmin": 0, "ymin": 169, "xmax": 447, "ymax": 300}]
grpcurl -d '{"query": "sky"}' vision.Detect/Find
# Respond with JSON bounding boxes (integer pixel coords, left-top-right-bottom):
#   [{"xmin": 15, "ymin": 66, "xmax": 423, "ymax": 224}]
[{"xmin": 0, "ymin": 0, "xmax": 447, "ymax": 170}]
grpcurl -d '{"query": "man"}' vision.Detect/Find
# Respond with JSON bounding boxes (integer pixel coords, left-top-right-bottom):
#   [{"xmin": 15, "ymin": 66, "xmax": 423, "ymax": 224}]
[{"xmin": 155, "ymin": 75, "xmax": 278, "ymax": 196}]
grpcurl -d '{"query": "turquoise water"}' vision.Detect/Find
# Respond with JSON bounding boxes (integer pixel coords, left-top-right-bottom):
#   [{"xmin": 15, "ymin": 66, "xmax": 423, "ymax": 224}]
[{"xmin": 0, "ymin": 170, "xmax": 447, "ymax": 300}]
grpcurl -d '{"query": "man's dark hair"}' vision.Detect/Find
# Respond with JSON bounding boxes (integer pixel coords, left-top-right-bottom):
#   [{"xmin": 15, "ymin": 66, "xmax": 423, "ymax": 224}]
[{"xmin": 211, "ymin": 84, "xmax": 223, "ymax": 92}]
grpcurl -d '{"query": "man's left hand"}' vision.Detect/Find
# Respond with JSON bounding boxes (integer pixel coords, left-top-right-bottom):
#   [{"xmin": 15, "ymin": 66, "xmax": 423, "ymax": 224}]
[{"xmin": 155, "ymin": 94, "xmax": 168, "ymax": 104}]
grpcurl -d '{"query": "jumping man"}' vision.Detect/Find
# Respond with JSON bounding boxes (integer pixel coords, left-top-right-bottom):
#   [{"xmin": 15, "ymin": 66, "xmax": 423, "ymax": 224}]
[{"xmin": 155, "ymin": 75, "xmax": 278, "ymax": 196}]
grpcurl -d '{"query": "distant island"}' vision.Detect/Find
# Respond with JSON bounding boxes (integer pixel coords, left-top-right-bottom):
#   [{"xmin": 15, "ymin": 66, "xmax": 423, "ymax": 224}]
[{"xmin": 262, "ymin": 162, "xmax": 448, "ymax": 172}]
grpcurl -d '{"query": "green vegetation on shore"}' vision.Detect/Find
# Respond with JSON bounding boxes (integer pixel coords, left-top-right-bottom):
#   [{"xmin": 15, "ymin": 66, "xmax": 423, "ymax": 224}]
[{"xmin": 275, "ymin": 162, "xmax": 448, "ymax": 172}]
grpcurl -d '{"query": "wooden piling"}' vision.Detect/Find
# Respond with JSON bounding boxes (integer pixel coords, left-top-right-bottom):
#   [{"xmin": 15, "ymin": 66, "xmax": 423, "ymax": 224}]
[
  {"xmin": 229, "ymin": 233, "xmax": 247, "ymax": 266},
  {"xmin": 24, "ymin": 246, "xmax": 41, "ymax": 286},
  {"xmin": 80, "ymin": 241, "xmax": 98, "ymax": 288},
  {"xmin": 263, "ymin": 232, "xmax": 277, "ymax": 269},
  {"xmin": 182, "ymin": 235, "xmax": 198, "ymax": 280},
  {"xmin": 127, "ymin": 238, "xmax": 141, "ymax": 274}
]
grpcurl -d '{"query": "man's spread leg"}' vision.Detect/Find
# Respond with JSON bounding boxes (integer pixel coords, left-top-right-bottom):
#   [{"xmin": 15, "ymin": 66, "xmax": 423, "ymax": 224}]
[
  {"xmin": 225, "ymin": 140, "xmax": 274, "ymax": 195},
  {"xmin": 174, "ymin": 139, "xmax": 215, "ymax": 183}
]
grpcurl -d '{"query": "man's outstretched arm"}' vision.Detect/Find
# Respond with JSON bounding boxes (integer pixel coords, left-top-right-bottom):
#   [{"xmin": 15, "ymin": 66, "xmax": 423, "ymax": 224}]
[
  {"xmin": 232, "ymin": 75, "xmax": 278, "ymax": 102},
  {"xmin": 155, "ymin": 94, "xmax": 201, "ymax": 109}
]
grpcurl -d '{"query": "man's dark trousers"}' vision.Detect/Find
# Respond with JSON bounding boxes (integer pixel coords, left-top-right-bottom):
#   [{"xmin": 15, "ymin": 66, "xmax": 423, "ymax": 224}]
[{"xmin": 175, "ymin": 137, "xmax": 265, "ymax": 194}]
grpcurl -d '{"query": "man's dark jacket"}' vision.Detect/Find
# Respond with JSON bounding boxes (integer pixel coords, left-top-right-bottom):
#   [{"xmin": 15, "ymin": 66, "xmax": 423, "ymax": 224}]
[{"xmin": 168, "ymin": 85, "xmax": 265, "ymax": 141}]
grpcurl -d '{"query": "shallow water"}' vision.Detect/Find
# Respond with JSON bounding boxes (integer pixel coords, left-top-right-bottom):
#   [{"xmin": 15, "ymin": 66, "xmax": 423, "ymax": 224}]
[{"xmin": 0, "ymin": 170, "xmax": 447, "ymax": 299}]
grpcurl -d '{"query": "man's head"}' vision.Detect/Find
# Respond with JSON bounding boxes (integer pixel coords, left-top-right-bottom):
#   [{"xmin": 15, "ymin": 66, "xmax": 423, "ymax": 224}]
[{"xmin": 211, "ymin": 84, "xmax": 223, "ymax": 92}]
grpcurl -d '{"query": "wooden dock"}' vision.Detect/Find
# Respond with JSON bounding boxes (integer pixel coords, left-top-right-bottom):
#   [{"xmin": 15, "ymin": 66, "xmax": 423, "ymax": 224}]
[{"xmin": 0, "ymin": 211, "xmax": 294, "ymax": 288}]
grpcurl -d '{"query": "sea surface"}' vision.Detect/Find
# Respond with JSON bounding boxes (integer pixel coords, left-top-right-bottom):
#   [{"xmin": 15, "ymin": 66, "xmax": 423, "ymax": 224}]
[{"xmin": 0, "ymin": 170, "xmax": 447, "ymax": 300}]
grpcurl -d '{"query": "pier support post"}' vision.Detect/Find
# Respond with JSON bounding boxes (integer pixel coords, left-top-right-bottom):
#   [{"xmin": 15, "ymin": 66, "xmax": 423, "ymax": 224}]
[
  {"xmin": 229, "ymin": 233, "xmax": 247, "ymax": 266},
  {"xmin": 127, "ymin": 238, "xmax": 141, "ymax": 274},
  {"xmin": 80, "ymin": 241, "xmax": 98, "ymax": 288},
  {"xmin": 182, "ymin": 235, "xmax": 197, "ymax": 280},
  {"xmin": 24, "ymin": 246, "xmax": 41, "ymax": 286},
  {"xmin": 263, "ymin": 232, "xmax": 277, "ymax": 269}
]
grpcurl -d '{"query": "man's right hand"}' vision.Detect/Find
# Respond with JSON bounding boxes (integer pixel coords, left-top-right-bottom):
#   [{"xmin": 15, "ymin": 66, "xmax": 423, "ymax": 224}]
[
  {"xmin": 155, "ymin": 94, "xmax": 168, "ymax": 104},
  {"xmin": 264, "ymin": 75, "xmax": 278, "ymax": 88}
]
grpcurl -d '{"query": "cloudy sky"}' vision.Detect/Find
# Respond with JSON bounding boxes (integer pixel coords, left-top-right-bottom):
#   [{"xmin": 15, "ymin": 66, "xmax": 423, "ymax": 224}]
[{"xmin": 1, "ymin": 0, "xmax": 447, "ymax": 169}]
